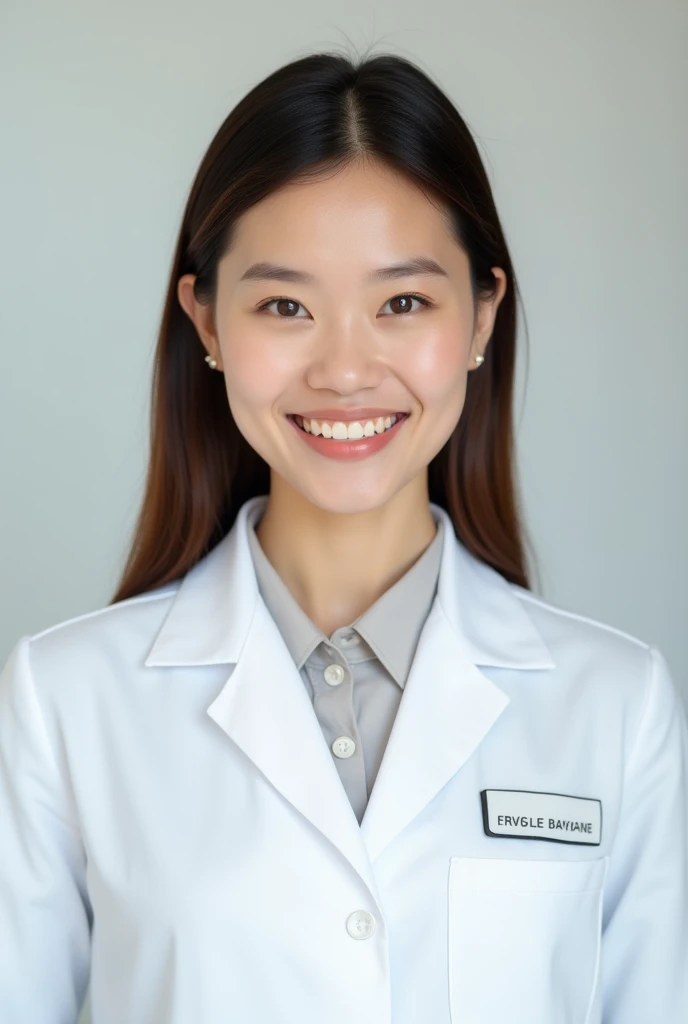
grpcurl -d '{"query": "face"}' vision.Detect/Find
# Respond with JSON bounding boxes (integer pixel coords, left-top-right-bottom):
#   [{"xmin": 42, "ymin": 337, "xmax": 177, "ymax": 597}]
[{"xmin": 178, "ymin": 159, "xmax": 507, "ymax": 515}]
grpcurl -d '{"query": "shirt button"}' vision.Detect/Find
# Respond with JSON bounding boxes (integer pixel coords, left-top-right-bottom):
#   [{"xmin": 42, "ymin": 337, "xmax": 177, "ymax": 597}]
[
  {"xmin": 332, "ymin": 736, "xmax": 356, "ymax": 759},
  {"xmin": 346, "ymin": 910, "xmax": 376, "ymax": 940},
  {"xmin": 324, "ymin": 663, "xmax": 345, "ymax": 686}
]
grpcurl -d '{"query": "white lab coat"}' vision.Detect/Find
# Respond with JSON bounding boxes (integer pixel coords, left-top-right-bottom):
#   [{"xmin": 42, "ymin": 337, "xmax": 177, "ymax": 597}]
[{"xmin": 1, "ymin": 495, "xmax": 687, "ymax": 1024}]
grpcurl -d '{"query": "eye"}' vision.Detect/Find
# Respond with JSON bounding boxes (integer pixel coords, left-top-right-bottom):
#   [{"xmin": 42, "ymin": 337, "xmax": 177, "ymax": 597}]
[
  {"xmin": 256, "ymin": 297, "xmax": 310, "ymax": 318},
  {"xmin": 380, "ymin": 293, "xmax": 432, "ymax": 316}
]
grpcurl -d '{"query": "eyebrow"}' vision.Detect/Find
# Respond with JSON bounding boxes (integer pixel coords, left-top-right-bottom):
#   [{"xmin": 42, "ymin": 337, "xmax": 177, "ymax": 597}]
[{"xmin": 238, "ymin": 256, "xmax": 449, "ymax": 285}]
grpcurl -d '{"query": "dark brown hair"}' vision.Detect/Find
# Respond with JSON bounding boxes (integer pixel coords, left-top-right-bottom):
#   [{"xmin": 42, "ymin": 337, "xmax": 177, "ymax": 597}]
[{"xmin": 111, "ymin": 48, "xmax": 538, "ymax": 605}]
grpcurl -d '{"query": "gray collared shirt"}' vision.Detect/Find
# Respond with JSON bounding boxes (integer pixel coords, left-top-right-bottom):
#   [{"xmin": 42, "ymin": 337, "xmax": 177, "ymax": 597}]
[{"xmin": 246, "ymin": 512, "xmax": 444, "ymax": 824}]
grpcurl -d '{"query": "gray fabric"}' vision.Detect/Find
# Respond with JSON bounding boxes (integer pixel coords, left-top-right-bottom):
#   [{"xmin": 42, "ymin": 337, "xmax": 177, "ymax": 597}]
[{"xmin": 246, "ymin": 510, "xmax": 445, "ymax": 824}]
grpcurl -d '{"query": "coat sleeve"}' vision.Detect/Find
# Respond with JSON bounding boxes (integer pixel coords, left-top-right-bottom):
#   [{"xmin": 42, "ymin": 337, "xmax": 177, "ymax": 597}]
[
  {"xmin": 0, "ymin": 636, "xmax": 92, "ymax": 1022},
  {"xmin": 601, "ymin": 644, "xmax": 688, "ymax": 1022}
]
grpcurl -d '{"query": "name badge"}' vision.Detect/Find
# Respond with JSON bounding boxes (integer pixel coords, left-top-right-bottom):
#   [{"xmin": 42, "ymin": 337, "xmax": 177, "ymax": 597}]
[{"xmin": 481, "ymin": 789, "xmax": 602, "ymax": 845}]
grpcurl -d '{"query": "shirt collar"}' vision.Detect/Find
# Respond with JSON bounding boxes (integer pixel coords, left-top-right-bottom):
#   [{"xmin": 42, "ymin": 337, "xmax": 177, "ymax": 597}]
[
  {"xmin": 144, "ymin": 494, "xmax": 556, "ymax": 673},
  {"xmin": 246, "ymin": 510, "xmax": 444, "ymax": 688}
]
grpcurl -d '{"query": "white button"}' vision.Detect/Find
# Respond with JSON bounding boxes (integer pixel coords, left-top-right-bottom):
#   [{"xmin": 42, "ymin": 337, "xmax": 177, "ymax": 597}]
[
  {"xmin": 346, "ymin": 910, "xmax": 376, "ymax": 940},
  {"xmin": 324, "ymin": 663, "xmax": 345, "ymax": 686},
  {"xmin": 332, "ymin": 736, "xmax": 356, "ymax": 758}
]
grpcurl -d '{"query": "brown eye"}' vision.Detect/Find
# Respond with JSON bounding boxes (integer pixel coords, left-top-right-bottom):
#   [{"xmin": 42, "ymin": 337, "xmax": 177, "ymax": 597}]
[
  {"xmin": 258, "ymin": 297, "xmax": 309, "ymax": 318},
  {"xmin": 382, "ymin": 294, "xmax": 430, "ymax": 315}
]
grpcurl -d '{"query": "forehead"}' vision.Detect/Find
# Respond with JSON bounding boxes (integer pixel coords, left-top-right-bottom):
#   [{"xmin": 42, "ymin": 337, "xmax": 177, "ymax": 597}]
[{"xmin": 224, "ymin": 160, "xmax": 462, "ymax": 270}]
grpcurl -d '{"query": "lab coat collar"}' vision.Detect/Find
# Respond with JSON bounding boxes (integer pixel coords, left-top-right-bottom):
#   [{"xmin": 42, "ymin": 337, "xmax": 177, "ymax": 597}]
[
  {"xmin": 144, "ymin": 495, "xmax": 555, "ymax": 895},
  {"xmin": 144, "ymin": 493, "xmax": 554, "ymax": 672}
]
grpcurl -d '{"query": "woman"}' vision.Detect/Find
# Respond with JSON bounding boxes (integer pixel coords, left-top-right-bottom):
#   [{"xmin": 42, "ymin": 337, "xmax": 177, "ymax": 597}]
[{"xmin": 1, "ymin": 49, "xmax": 686, "ymax": 1024}]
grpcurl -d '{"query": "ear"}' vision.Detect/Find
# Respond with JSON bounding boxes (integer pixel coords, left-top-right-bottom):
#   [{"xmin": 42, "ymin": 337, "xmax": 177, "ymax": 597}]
[
  {"xmin": 177, "ymin": 274, "xmax": 223, "ymax": 368},
  {"xmin": 468, "ymin": 267, "xmax": 508, "ymax": 369}
]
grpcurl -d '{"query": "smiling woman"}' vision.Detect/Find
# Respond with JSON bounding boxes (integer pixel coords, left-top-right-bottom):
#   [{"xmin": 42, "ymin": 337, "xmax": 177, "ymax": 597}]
[
  {"xmin": 112, "ymin": 51, "xmax": 521, "ymax": 605},
  {"xmin": 1, "ymin": 44, "xmax": 686, "ymax": 1024}
]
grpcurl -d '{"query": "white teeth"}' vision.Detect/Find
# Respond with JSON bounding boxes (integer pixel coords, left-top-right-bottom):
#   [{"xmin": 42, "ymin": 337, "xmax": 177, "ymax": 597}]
[{"xmin": 297, "ymin": 414, "xmax": 401, "ymax": 440}]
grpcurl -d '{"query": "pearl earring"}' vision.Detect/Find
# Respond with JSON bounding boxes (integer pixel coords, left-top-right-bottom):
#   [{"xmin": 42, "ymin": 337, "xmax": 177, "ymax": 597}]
[{"xmin": 475, "ymin": 354, "xmax": 484, "ymax": 365}]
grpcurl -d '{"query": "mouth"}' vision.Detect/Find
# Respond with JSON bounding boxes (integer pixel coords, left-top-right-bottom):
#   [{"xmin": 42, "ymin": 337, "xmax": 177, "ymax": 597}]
[
  {"xmin": 284, "ymin": 411, "xmax": 410, "ymax": 461},
  {"xmin": 287, "ymin": 412, "xmax": 409, "ymax": 438}
]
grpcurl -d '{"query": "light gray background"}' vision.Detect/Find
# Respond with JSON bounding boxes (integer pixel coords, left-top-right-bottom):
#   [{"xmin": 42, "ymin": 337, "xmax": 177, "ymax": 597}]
[
  {"xmin": 1, "ymin": 12, "xmax": 686, "ymax": 691},
  {"xmin": 0, "ymin": 3, "xmax": 686, "ymax": 1019}
]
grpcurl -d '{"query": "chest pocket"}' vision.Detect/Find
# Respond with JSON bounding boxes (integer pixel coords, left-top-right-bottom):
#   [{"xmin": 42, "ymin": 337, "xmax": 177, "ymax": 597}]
[{"xmin": 448, "ymin": 855, "xmax": 609, "ymax": 1024}]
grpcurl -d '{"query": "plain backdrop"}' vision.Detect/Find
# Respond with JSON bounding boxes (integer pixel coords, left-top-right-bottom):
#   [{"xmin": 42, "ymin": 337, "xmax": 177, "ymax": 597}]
[
  {"xmin": 0, "ymin": 2, "xmax": 686, "ymax": 1019},
  {"xmin": 1, "ymin": 11, "xmax": 686, "ymax": 699}
]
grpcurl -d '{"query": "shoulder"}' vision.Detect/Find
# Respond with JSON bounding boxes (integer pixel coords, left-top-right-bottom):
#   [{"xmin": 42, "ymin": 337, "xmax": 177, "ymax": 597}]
[
  {"xmin": 506, "ymin": 581, "xmax": 676, "ymax": 732},
  {"xmin": 9, "ymin": 583, "xmax": 181, "ymax": 700},
  {"xmin": 510, "ymin": 582, "xmax": 652, "ymax": 660}
]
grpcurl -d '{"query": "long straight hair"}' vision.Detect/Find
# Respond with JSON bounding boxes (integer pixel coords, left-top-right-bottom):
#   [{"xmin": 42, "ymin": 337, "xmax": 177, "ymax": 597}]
[{"xmin": 111, "ymin": 49, "xmax": 538, "ymax": 605}]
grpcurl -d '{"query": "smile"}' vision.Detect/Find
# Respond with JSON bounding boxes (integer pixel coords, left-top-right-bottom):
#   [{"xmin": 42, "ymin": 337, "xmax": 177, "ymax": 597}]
[{"xmin": 286, "ymin": 412, "xmax": 410, "ymax": 461}]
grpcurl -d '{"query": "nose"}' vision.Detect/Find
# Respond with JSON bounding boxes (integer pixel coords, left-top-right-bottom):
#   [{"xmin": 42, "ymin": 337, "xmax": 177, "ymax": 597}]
[{"xmin": 304, "ymin": 323, "xmax": 386, "ymax": 395}]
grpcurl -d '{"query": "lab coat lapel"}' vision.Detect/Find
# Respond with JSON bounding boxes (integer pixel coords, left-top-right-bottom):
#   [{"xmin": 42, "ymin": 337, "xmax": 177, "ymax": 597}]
[
  {"xmin": 360, "ymin": 504, "xmax": 555, "ymax": 863},
  {"xmin": 359, "ymin": 600, "xmax": 510, "ymax": 863},
  {"xmin": 144, "ymin": 496, "xmax": 382, "ymax": 901},
  {"xmin": 206, "ymin": 593, "xmax": 383, "ymax": 901}
]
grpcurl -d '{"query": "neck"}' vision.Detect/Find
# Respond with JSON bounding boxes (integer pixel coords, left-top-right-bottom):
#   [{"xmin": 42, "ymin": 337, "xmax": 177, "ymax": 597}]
[{"xmin": 254, "ymin": 473, "xmax": 437, "ymax": 637}]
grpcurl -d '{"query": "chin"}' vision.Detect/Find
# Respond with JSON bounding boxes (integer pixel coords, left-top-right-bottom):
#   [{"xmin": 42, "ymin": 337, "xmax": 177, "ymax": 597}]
[{"xmin": 284, "ymin": 473, "xmax": 415, "ymax": 518}]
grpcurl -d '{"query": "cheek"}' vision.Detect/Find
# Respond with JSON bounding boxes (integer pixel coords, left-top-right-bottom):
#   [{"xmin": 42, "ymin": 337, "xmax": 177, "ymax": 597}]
[
  {"xmin": 220, "ymin": 329, "xmax": 295, "ymax": 412},
  {"xmin": 404, "ymin": 328, "xmax": 469, "ymax": 411}
]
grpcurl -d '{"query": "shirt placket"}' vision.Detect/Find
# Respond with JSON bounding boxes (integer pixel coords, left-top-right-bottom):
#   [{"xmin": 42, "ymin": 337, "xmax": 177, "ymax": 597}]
[{"xmin": 305, "ymin": 627, "xmax": 368, "ymax": 823}]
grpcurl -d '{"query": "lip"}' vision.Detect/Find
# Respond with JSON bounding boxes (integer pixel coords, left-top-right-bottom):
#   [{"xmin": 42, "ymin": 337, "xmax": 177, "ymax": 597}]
[
  {"xmin": 286, "ymin": 412, "xmax": 409, "ymax": 461},
  {"xmin": 289, "ymin": 408, "xmax": 407, "ymax": 423}
]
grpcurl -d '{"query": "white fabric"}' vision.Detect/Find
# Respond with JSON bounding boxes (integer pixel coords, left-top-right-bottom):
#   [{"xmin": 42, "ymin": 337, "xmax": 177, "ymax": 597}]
[{"xmin": 1, "ymin": 494, "xmax": 686, "ymax": 1023}]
